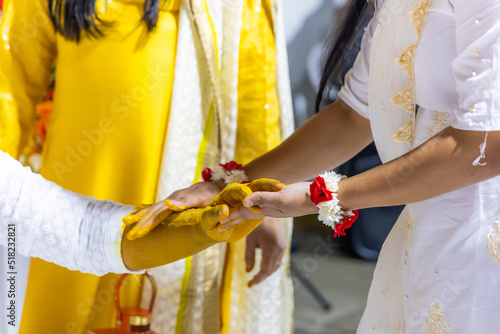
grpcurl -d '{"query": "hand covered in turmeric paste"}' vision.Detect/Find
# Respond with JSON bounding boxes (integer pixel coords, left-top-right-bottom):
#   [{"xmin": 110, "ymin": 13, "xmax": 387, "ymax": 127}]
[
  {"xmin": 121, "ymin": 179, "xmax": 286, "ymax": 270},
  {"xmin": 122, "ymin": 200, "xmax": 187, "ymax": 240},
  {"xmin": 165, "ymin": 179, "xmax": 285, "ymax": 243},
  {"xmin": 123, "ymin": 178, "xmax": 285, "ymax": 241}
]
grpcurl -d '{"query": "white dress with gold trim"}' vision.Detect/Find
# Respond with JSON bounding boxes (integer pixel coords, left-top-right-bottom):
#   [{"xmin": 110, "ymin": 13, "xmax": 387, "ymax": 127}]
[{"xmin": 339, "ymin": 0, "xmax": 500, "ymax": 332}]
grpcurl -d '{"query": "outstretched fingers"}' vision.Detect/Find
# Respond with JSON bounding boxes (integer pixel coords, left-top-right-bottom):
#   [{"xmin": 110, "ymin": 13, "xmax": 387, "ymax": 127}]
[
  {"xmin": 126, "ymin": 200, "xmax": 186, "ymax": 240},
  {"xmin": 166, "ymin": 205, "xmax": 229, "ymax": 229}
]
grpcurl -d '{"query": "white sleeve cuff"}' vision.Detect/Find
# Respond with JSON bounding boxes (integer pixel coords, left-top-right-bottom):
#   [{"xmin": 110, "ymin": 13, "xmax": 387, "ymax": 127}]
[
  {"xmin": 78, "ymin": 201, "xmax": 145, "ymax": 276},
  {"xmin": 338, "ymin": 91, "xmax": 370, "ymax": 120},
  {"xmin": 104, "ymin": 205, "xmax": 146, "ymax": 275}
]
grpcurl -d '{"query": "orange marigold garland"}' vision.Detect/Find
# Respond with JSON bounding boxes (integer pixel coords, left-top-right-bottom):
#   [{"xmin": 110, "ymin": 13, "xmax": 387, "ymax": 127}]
[{"xmin": 19, "ymin": 87, "xmax": 54, "ymax": 172}]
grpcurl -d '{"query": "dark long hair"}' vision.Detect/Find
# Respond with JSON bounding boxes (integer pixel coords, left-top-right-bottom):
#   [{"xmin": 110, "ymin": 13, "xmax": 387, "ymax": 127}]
[
  {"xmin": 315, "ymin": 0, "xmax": 374, "ymax": 112},
  {"xmin": 48, "ymin": 0, "xmax": 162, "ymax": 41}
]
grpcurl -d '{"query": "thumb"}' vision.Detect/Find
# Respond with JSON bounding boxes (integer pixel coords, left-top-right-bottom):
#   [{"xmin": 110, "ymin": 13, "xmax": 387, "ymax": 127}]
[
  {"xmin": 243, "ymin": 191, "xmax": 280, "ymax": 208},
  {"xmin": 202, "ymin": 205, "xmax": 230, "ymax": 225}
]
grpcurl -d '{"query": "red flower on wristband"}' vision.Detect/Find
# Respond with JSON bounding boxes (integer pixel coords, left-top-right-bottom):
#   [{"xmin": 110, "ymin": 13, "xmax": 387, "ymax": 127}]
[
  {"xmin": 309, "ymin": 176, "xmax": 334, "ymax": 205},
  {"xmin": 220, "ymin": 161, "xmax": 245, "ymax": 172},
  {"xmin": 202, "ymin": 167, "xmax": 212, "ymax": 182},
  {"xmin": 334, "ymin": 210, "xmax": 359, "ymax": 237}
]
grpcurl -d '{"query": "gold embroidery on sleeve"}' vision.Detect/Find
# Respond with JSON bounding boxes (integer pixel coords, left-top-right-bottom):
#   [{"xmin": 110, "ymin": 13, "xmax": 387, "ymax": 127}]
[
  {"xmin": 426, "ymin": 303, "xmax": 451, "ymax": 334},
  {"xmin": 427, "ymin": 112, "xmax": 450, "ymax": 137},
  {"xmin": 404, "ymin": 211, "xmax": 414, "ymax": 266},
  {"xmin": 392, "ymin": 0, "xmax": 432, "ymax": 145},
  {"xmin": 486, "ymin": 218, "xmax": 500, "ymax": 264},
  {"xmin": 392, "ymin": 86, "xmax": 415, "ymax": 114}
]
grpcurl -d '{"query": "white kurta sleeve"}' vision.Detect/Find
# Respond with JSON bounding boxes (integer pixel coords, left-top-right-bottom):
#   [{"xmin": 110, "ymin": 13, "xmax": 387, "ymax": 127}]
[
  {"xmin": 337, "ymin": 16, "xmax": 377, "ymax": 120},
  {"xmin": 450, "ymin": 0, "xmax": 500, "ymax": 131},
  {"xmin": 0, "ymin": 152, "xmax": 142, "ymax": 276}
]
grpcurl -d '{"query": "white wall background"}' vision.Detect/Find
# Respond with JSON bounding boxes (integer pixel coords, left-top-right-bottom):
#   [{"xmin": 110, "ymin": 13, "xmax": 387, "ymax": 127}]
[{"xmin": 282, "ymin": 0, "xmax": 348, "ymax": 126}]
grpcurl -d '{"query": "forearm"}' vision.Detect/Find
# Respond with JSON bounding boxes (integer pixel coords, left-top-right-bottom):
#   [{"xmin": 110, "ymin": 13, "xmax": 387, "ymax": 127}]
[
  {"xmin": 122, "ymin": 223, "xmax": 216, "ymax": 271},
  {"xmin": 339, "ymin": 127, "xmax": 500, "ymax": 210},
  {"xmin": 0, "ymin": 151, "xmax": 137, "ymax": 275},
  {"xmin": 245, "ymin": 99, "xmax": 373, "ymax": 183}
]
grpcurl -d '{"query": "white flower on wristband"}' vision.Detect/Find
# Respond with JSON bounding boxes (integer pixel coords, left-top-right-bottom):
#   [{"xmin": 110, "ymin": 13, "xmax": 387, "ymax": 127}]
[
  {"xmin": 202, "ymin": 161, "xmax": 249, "ymax": 185},
  {"xmin": 212, "ymin": 167, "xmax": 248, "ymax": 185},
  {"xmin": 314, "ymin": 171, "xmax": 354, "ymax": 229}
]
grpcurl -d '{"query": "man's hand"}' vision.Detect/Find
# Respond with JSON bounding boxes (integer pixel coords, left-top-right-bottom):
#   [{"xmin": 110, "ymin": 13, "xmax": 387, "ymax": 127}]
[
  {"xmin": 246, "ymin": 217, "xmax": 287, "ymax": 287},
  {"xmin": 122, "ymin": 180, "xmax": 225, "ymax": 240}
]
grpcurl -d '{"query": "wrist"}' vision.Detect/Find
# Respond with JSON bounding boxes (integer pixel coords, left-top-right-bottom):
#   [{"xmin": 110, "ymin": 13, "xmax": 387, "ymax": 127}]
[
  {"xmin": 304, "ymin": 182, "xmax": 320, "ymax": 215},
  {"xmin": 309, "ymin": 171, "xmax": 359, "ymax": 237},
  {"xmin": 336, "ymin": 179, "xmax": 352, "ymax": 211}
]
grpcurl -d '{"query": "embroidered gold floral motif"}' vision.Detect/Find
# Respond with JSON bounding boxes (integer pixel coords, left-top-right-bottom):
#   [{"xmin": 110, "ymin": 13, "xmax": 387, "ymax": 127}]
[
  {"xmin": 427, "ymin": 112, "xmax": 450, "ymax": 137},
  {"xmin": 397, "ymin": 44, "xmax": 417, "ymax": 83},
  {"xmin": 391, "ymin": 0, "xmax": 432, "ymax": 146},
  {"xmin": 410, "ymin": 0, "xmax": 432, "ymax": 36},
  {"xmin": 395, "ymin": 118, "xmax": 415, "ymax": 144},
  {"xmin": 486, "ymin": 218, "xmax": 500, "ymax": 264},
  {"xmin": 404, "ymin": 211, "xmax": 413, "ymax": 266},
  {"xmin": 426, "ymin": 303, "xmax": 451, "ymax": 334},
  {"xmin": 392, "ymin": 86, "xmax": 415, "ymax": 114}
]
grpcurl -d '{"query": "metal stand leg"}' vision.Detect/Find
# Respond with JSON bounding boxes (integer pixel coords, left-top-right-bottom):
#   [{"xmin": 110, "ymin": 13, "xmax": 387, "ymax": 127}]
[{"xmin": 290, "ymin": 261, "xmax": 332, "ymax": 311}]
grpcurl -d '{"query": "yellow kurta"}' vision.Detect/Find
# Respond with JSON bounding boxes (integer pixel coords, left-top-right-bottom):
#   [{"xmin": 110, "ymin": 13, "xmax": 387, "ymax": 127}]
[
  {"xmin": 1, "ymin": 0, "xmax": 180, "ymax": 331},
  {"xmin": 0, "ymin": 0, "xmax": 289, "ymax": 332}
]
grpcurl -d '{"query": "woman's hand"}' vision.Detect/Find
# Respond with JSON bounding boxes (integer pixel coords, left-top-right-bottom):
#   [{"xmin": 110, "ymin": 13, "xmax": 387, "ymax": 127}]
[{"xmin": 222, "ymin": 182, "xmax": 318, "ymax": 228}]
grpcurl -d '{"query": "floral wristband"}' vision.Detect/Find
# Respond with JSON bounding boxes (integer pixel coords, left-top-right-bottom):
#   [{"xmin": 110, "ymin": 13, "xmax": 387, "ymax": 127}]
[
  {"xmin": 202, "ymin": 161, "xmax": 249, "ymax": 185},
  {"xmin": 310, "ymin": 171, "xmax": 359, "ymax": 237}
]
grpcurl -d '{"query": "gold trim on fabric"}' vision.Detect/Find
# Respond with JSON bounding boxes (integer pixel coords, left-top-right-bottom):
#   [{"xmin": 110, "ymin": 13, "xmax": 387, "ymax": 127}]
[
  {"xmin": 425, "ymin": 303, "xmax": 451, "ymax": 333},
  {"xmin": 185, "ymin": 0, "xmax": 223, "ymax": 142},
  {"xmin": 175, "ymin": 256, "xmax": 193, "ymax": 334},
  {"xmin": 395, "ymin": 118, "xmax": 416, "ymax": 146},
  {"xmin": 404, "ymin": 211, "xmax": 414, "ymax": 267},
  {"xmin": 427, "ymin": 112, "xmax": 450, "ymax": 137},
  {"xmin": 193, "ymin": 103, "xmax": 216, "ymax": 183},
  {"xmin": 201, "ymin": 244, "xmax": 223, "ymax": 333},
  {"xmin": 486, "ymin": 218, "xmax": 500, "ymax": 264},
  {"xmin": 397, "ymin": 44, "xmax": 417, "ymax": 83},
  {"xmin": 391, "ymin": 0, "xmax": 432, "ymax": 145},
  {"xmin": 180, "ymin": 255, "xmax": 200, "ymax": 333},
  {"xmin": 392, "ymin": 86, "xmax": 416, "ymax": 114}
]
